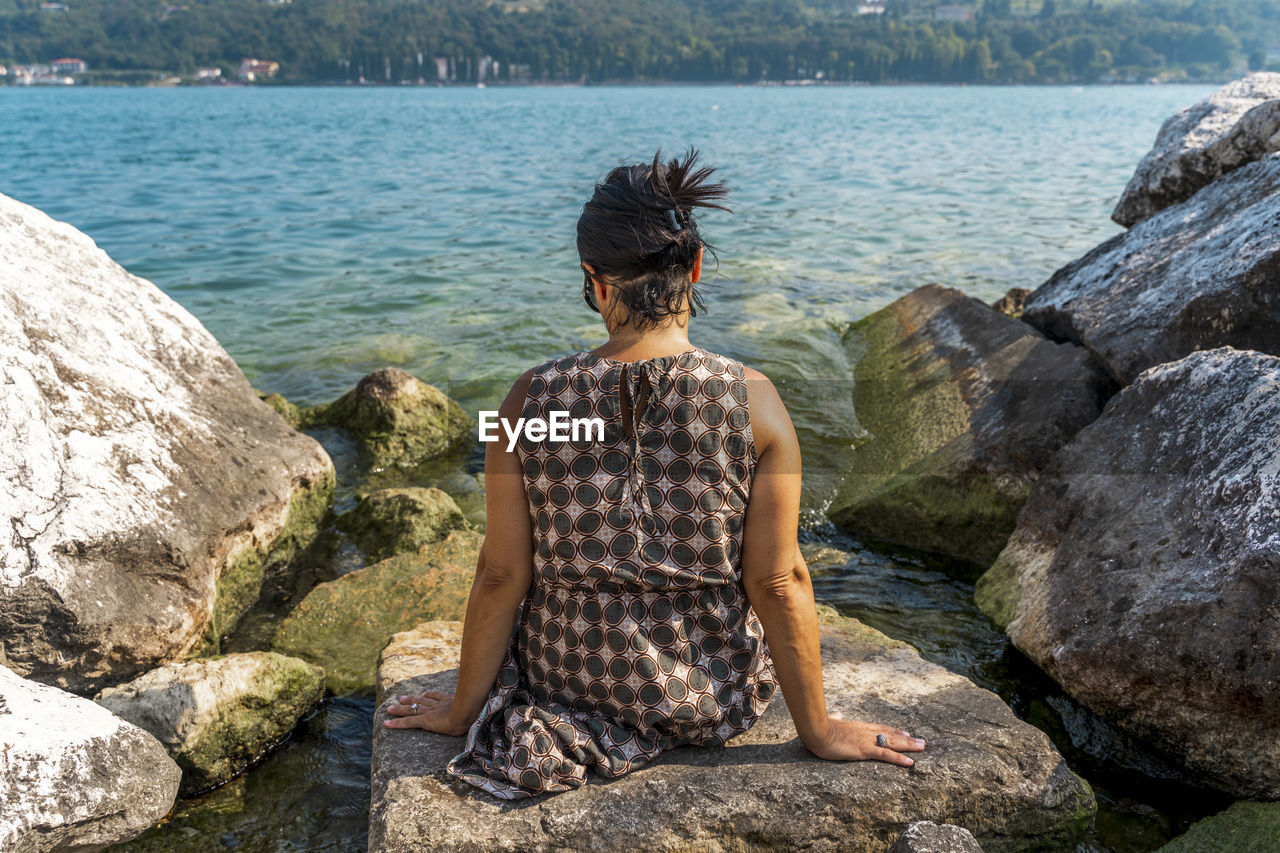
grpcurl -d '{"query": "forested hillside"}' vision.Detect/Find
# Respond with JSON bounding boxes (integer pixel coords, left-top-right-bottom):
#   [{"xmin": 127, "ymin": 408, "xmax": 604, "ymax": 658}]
[{"xmin": 2, "ymin": 0, "xmax": 1278, "ymax": 84}]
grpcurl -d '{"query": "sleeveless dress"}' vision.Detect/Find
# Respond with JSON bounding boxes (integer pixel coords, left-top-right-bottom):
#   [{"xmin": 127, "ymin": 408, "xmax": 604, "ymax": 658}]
[{"xmin": 446, "ymin": 346, "xmax": 778, "ymax": 799}]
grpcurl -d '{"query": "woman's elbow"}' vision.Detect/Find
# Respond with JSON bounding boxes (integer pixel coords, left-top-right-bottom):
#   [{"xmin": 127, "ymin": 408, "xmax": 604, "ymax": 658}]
[
  {"xmin": 475, "ymin": 559, "xmax": 531, "ymax": 594},
  {"xmin": 745, "ymin": 561, "xmax": 811, "ymax": 606}
]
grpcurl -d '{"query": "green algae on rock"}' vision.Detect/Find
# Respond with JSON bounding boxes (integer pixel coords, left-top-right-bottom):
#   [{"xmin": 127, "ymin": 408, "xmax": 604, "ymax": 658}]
[
  {"xmin": 336, "ymin": 487, "xmax": 467, "ymax": 562},
  {"xmin": 199, "ymin": 467, "xmax": 337, "ymax": 657},
  {"xmin": 95, "ymin": 652, "xmax": 324, "ymax": 796},
  {"xmin": 273, "ymin": 529, "xmax": 481, "ymax": 695},
  {"xmin": 828, "ymin": 284, "xmax": 1113, "ymax": 567},
  {"xmin": 369, "ymin": 609, "xmax": 1094, "ymax": 853},
  {"xmin": 1155, "ymin": 801, "xmax": 1280, "ymax": 853},
  {"xmin": 305, "ymin": 367, "xmax": 471, "ymax": 468}
]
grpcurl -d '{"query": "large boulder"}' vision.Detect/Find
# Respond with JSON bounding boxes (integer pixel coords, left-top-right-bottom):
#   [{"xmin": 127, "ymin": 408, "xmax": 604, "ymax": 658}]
[
  {"xmin": 975, "ymin": 347, "xmax": 1280, "ymax": 800},
  {"xmin": 273, "ymin": 529, "xmax": 480, "ymax": 694},
  {"xmin": 1023, "ymin": 153, "xmax": 1280, "ymax": 386},
  {"xmin": 0, "ymin": 663, "xmax": 181, "ymax": 851},
  {"xmin": 94, "ymin": 652, "xmax": 324, "ymax": 795},
  {"xmin": 1113, "ymin": 72, "xmax": 1280, "ymax": 227},
  {"xmin": 303, "ymin": 367, "xmax": 471, "ymax": 468},
  {"xmin": 368, "ymin": 608, "xmax": 1095, "ymax": 852},
  {"xmin": 828, "ymin": 283, "xmax": 1114, "ymax": 566},
  {"xmin": 1155, "ymin": 801, "xmax": 1280, "ymax": 853},
  {"xmin": 0, "ymin": 192, "xmax": 335, "ymax": 693},
  {"xmin": 335, "ymin": 487, "xmax": 467, "ymax": 561}
]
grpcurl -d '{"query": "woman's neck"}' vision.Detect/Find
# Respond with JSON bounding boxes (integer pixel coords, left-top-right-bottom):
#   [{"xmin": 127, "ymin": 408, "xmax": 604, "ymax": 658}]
[{"xmin": 592, "ymin": 322, "xmax": 693, "ymax": 362}]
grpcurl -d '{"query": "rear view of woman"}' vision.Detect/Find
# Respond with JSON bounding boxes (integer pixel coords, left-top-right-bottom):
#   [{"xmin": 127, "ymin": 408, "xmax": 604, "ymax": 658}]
[{"xmin": 384, "ymin": 149, "xmax": 926, "ymax": 798}]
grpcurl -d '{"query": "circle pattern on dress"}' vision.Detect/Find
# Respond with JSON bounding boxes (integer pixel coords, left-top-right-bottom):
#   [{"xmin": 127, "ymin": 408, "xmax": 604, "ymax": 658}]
[{"xmin": 446, "ymin": 346, "xmax": 777, "ymax": 800}]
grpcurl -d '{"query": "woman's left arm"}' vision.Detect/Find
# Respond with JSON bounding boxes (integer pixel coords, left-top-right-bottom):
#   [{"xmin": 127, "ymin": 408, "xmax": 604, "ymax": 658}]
[{"xmin": 384, "ymin": 369, "xmax": 537, "ymax": 735}]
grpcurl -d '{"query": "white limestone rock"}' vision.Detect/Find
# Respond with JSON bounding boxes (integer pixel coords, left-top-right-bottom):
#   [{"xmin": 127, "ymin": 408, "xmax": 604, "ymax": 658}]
[
  {"xmin": 0, "ymin": 663, "xmax": 180, "ymax": 852},
  {"xmin": 0, "ymin": 191, "xmax": 335, "ymax": 693},
  {"xmin": 1113, "ymin": 72, "xmax": 1280, "ymax": 226},
  {"xmin": 95, "ymin": 652, "xmax": 324, "ymax": 795},
  {"xmin": 1023, "ymin": 153, "xmax": 1280, "ymax": 386}
]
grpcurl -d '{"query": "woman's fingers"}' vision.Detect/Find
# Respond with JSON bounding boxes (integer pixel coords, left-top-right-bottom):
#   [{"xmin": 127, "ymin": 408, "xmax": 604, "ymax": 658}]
[
  {"xmin": 874, "ymin": 746, "xmax": 915, "ymax": 767},
  {"xmin": 881, "ymin": 732, "xmax": 927, "ymax": 752},
  {"xmin": 386, "ymin": 697, "xmax": 445, "ymax": 716}
]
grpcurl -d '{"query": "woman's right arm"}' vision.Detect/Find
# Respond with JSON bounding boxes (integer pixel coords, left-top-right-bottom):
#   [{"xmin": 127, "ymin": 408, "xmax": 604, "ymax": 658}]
[{"xmin": 739, "ymin": 367, "xmax": 925, "ymax": 766}]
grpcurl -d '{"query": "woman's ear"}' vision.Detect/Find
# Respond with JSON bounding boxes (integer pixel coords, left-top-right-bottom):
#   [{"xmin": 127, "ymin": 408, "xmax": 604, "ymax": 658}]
[{"xmin": 691, "ymin": 245, "xmax": 704, "ymax": 284}]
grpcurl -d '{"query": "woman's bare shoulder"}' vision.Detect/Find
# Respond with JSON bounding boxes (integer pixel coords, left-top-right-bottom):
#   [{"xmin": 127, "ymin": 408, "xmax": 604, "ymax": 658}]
[{"xmin": 740, "ymin": 365, "xmax": 796, "ymax": 457}]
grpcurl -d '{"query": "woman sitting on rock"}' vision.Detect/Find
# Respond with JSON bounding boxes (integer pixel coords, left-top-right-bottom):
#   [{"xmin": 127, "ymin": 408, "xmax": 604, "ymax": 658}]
[{"xmin": 384, "ymin": 149, "xmax": 927, "ymax": 798}]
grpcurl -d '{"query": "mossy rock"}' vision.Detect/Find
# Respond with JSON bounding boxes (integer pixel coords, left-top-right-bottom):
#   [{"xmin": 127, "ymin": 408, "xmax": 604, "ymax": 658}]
[
  {"xmin": 1156, "ymin": 801, "xmax": 1280, "ymax": 852},
  {"xmin": 827, "ymin": 284, "xmax": 1112, "ymax": 566},
  {"xmin": 95, "ymin": 652, "xmax": 325, "ymax": 796},
  {"xmin": 272, "ymin": 529, "xmax": 481, "ymax": 694},
  {"xmin": 307, "ymin": 368, "xmax": 471, "ymax": 468},
  {"xmin": 198, "ymin": 464, "xmax": 336, "ymax": 657},
  {"xmin": 336, "ymin": 487, "xmax": 467, "ymax": 561}
]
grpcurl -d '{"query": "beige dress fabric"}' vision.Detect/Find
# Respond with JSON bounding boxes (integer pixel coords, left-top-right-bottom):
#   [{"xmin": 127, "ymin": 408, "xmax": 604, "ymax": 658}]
[{"xmin": 446, "ymin": 346, "xmax": 777, "ymax": 799}]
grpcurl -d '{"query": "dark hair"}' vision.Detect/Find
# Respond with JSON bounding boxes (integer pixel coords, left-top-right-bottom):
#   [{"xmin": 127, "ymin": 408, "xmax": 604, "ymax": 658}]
[{"xmin": 576, "ymin": 148, "xmax": 731, "ymax": 330}]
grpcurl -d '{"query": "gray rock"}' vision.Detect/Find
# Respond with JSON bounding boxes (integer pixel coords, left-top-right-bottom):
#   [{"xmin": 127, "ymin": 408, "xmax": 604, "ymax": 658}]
[
  {"xmin": 1024, "ymin": 153, "xmax": 1280, "ymax": 386},
  {"xmin": 828, "ymin": 283, "xmax": 1114, "ymax": 566},
  {"xmin": 0, "ymin": 191, "xmax": 335, "ymax": 693},
  {"xmin": 369, "ymin": 609, "xmax": 1095, "ymax": 852},
  {"xmin": 890, "ymin": 820, "xmax": 985, "ymax": 853},
  {"xmin": 1113, "ymin": 72, "xmax": 1280, "ymax": 227},
  {"xmin": 0, "ymin": 663, "xmax": 180, "ymax": 851},
  {"xmin": 975, "ymin": 347, "xmax": 1280, "ymax": 800},
  {"xmin": 94, "ymin": 652, "xmax": 324, "ymax": 795}
]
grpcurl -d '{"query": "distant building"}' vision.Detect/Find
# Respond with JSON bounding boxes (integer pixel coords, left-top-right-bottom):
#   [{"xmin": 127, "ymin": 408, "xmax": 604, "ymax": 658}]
[
  {"xmin": 195, "ymin": 67, "xmax": 222, "ymax": 80},
  {"xmin": 934, "ymin": 4, "xmax": 974, "ymax": 21},
  {"xmin": 51, "ymin": 58, "xmax": 87, "ymax": 74},
  {"xmin": 857, "ymin": 1, "xmax": 886, "ymax": 13},
  {"xmin": 39, "ymin": 2, "xmax": 68, "ymax": 10},
  {"xmin": 238, "ymin": 58, "xmax": 279, "ymax": 82},
  {"xmin": 434, "ymin": 57, "xmax": 449, "ymax": 81},
  {"xmin": 0, "ymin": 65, "xmax": 7, "ymax": 76}
]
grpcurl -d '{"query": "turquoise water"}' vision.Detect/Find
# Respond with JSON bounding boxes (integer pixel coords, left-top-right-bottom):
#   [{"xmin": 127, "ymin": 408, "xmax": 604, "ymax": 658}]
[{"xmin": 0, "ymin": 84, "xmax": 1224, "ymax": 851}]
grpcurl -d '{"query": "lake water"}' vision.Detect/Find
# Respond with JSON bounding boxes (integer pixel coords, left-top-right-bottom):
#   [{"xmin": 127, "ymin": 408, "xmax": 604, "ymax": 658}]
[{"xmin": 0, "ymin": 83, "xmax": 1223, "ymax": 852}]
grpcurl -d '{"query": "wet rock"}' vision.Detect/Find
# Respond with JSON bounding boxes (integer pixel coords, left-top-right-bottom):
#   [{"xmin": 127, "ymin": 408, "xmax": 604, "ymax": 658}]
[
  {"xmin": 828, "ymin": 284, "xmax": 1114, "ymax": 566},
  {"xmin": 305, "ymin": 367, "xmax": 471, "ymax": 468},
  {"xmin": 889, "ymin": 820, "xmax": 985, "ymax": 852},
  {"xmin": 990, "ymin": 287, "xmax": 1030, "ymax": 320},
  {"xmin": 1023, "ymin": 152, "xmax": 1280, "ymax": 386},
  {"xmin": 1113, "ymin": 72, "xmax": 1280, "ymax": 227},
  {"xmin": 94, "ymin": 652, "xmax": 324, "ymax": 795},
  {"xmin": 273, "ymin": 530, "xmax": 480, "ymax": 694},
  {"xmin": 0, "ymin": 192, "xmax": 335, "ymax": 694},
  {"xmin": 335, "ymin": 487, "xmax": 467, "ymax": 561},
  {"xmin": 0, "ymin": 663, "xmax": 180, "ymax": 850},
  {"xmin": 1155, "ymin": 800, "xmax": 1280, "ymax": 852},
  {"xmin": 975, "ymin": 347, "xmax": 1280, "ymax": 800},
  {"xmin": 368, "ymin": 607, "xmax": 1094, "ymax": 852}
]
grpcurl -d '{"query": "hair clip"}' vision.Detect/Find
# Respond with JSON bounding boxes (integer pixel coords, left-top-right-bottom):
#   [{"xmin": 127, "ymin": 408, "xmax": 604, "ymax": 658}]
[{"xmin": 665, "ymin": 208, "xmax": 682, "ymax": 232}]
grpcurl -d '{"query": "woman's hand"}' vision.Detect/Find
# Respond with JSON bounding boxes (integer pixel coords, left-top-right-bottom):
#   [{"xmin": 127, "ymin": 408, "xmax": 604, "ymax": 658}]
[
  {"xmin": 804, "ymin": 714, "xmax": 926, "ymax": 766},
  {"xmin": 382, "ymin": 691, "xmax": 471, "ymax": 737}
]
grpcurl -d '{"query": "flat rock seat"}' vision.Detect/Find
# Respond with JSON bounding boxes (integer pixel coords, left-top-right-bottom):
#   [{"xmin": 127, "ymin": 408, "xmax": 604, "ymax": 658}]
[{"xmin": 369, "ymin": 608, "xmax": 1094, "ymax": 852}]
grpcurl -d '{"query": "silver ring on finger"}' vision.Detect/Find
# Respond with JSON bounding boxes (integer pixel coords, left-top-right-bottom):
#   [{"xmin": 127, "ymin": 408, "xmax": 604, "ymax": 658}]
[
  {"xmin": 412, "ymin": 703, "xmax": 419, "ymax": 712},
  {"xmin": 876, "ymin": 734, "xmax": 888, "ymax": 748}
]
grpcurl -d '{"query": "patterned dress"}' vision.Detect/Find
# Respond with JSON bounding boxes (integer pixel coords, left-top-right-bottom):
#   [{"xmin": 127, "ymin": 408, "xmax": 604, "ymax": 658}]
[{"xmin": 446, "ymin": 346, "xmax": 778, "ymax": 799}]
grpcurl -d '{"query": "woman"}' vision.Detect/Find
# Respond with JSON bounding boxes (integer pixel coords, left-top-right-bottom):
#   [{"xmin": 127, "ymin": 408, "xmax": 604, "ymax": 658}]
[{"xmin": 384, "ymin": 149, "xmax": 926, "ymax": 799}]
